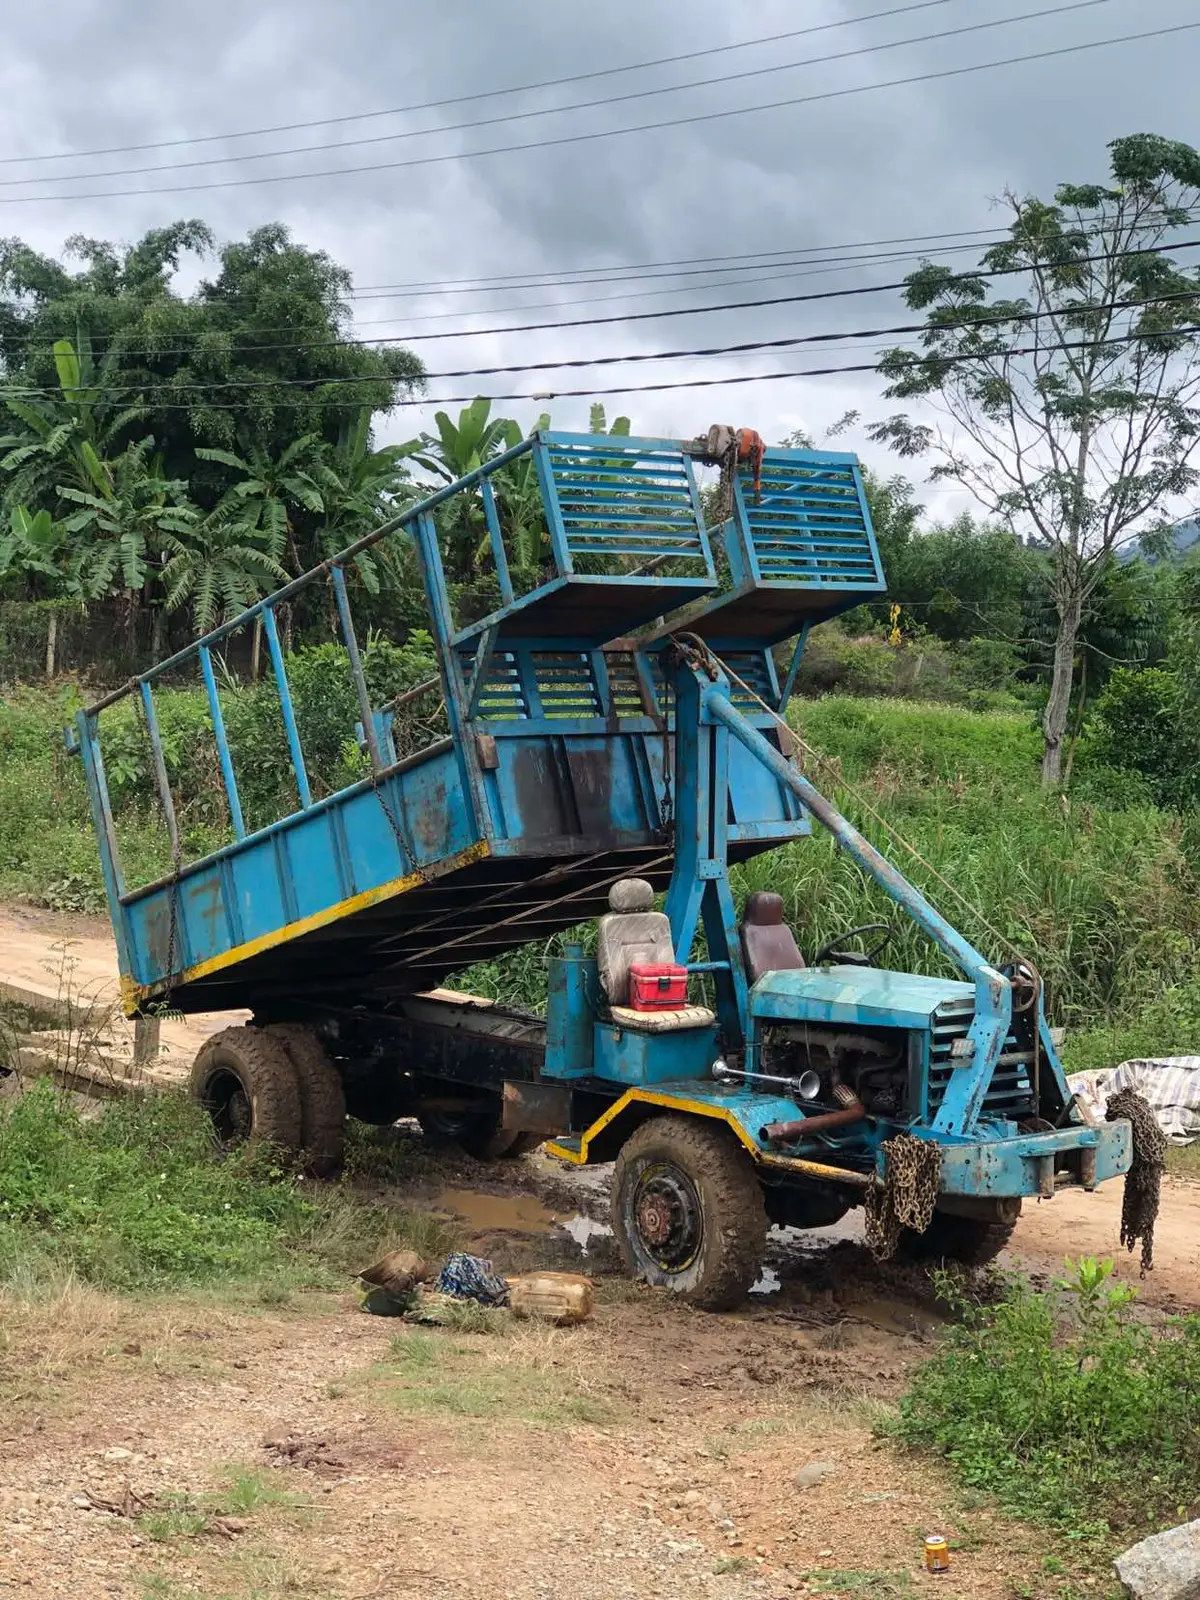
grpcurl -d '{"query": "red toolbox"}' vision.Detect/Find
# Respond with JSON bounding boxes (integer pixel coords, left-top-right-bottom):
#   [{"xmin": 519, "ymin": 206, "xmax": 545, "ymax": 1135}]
[{"xmin": 628, "ymin": 962, "xmax": 689, "ymax": 1011}]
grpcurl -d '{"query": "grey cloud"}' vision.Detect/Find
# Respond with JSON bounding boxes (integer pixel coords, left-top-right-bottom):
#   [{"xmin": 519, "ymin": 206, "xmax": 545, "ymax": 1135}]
[{"xmin": 1, "ymin": 0, "xmax": 1197, "ymax": 512}]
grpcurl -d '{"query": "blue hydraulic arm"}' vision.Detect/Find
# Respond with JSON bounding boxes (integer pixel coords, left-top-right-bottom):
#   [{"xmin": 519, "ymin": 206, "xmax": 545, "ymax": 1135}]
[{"xmin": 664, "ymin": 650, "xmax": 1016, "ymax": 1138}]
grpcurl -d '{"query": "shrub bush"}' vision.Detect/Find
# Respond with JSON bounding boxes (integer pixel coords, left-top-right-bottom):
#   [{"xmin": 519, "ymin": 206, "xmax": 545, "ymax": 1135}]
[{"xmin": 894, "ymin": 1259, "xmax": 1200, "ymax": 1542}]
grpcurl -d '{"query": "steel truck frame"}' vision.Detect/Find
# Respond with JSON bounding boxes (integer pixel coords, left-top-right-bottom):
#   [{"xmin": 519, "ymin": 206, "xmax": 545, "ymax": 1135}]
[{"xmin": 70, "ymin": 431, "xmax": 1131, "ymax": 1307}]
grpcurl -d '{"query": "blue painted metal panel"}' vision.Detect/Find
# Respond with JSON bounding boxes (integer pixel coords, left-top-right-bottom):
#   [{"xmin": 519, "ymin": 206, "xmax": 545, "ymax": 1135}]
[
  {"xmin": 682, "ymin": 446, "xmax": 887, "ymax": 646},
  {"xmin": 594, "ymin": 1020, "xmax": 719, "ymax": 1086},
  {"xmin": 938, "ymin": 1120, "xmax": 1131, "ymax": 1197},
  {"xmin": 544, "ymin": 948, "xmax": 596, "ymax": 1080},
  {"xmin": 118, "ymin": 748, "xmax": 479, "ymax": 992},
  {"xmin": 751, "ymin": 967, "xmax": 975, "ymax": 1030}
]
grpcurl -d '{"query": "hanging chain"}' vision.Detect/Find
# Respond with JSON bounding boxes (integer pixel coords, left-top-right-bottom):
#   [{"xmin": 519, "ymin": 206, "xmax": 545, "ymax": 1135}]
[
  {"xmin": 658, "ymin": 679, "xmax": 674, "ymax": 838},
  {"xmin": 134, "ymin": 690, "xmax": 181, "ymax": 1011},
  {"xmin": 1106, "ymin": 1087, "xmax": 1166, "ymax": 1275},
  {"xmin": 863, "ymin": 1132, "xmax": 942, "ymax": 1260}
]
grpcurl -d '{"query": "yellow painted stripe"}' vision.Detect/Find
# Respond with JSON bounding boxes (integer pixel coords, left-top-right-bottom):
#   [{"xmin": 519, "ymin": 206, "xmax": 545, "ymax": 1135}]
[
  {"xmin": 124, "ymin": 840, "xmax": 491, "ymax": 1015},
  {"xmin": 546, "ymin": 1086, "xmax": 763, "ymax": 1165}
]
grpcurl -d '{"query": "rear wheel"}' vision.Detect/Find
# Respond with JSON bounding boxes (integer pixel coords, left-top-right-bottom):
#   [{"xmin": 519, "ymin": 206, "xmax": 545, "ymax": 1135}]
[
  {"xmin": 898, "ymin": 1205, "xmax": 1020, "ymax": 1266},
  {"xmin": 418, "ymin": 1104, "xmax": 525, "ymax": 1160},
  {"xmin": 612, "ymin": 1115, "xmax": 768, "ymax": 1311},
  {"xmin": 189, "ymin": 1027, "xmax": 302, "ymax": 1153},
  {"xmin": 263, "ymin": 1024, "xmax": 347, "ymax": 1177}
]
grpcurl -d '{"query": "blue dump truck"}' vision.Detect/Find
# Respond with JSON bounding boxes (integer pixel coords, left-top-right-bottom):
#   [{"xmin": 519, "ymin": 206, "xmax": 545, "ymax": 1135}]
[{"xmin": 69, "ymin": 431, "xmax": 1131, "ymax": 1308}]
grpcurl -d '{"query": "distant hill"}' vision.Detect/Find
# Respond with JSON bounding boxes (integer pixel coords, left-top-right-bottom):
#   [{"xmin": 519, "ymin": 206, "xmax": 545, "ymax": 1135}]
[{"xmin": 1119, "ymin": 517, "xmax": 1200, "ymax": 564}]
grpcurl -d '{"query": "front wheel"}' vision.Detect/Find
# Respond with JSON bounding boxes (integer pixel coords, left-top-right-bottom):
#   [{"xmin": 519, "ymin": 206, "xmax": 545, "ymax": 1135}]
[
  {"xmin": 898, "ymin": 1205, "xmax": 1020, "ymax": 1266},
  {"xmin": 611, "ymin": 1115, "xmax": 768, "ymax": 1311}
]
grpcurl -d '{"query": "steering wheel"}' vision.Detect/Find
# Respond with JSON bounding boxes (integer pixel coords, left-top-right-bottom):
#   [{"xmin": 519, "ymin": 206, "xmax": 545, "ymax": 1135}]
[
  {"xmin": 812, "ymin": 921, "xmax": 894, "ymax": 968},
  {"xmin": 1004, "ymin": 960, "xmax": 1040, "ymax": 1014}
]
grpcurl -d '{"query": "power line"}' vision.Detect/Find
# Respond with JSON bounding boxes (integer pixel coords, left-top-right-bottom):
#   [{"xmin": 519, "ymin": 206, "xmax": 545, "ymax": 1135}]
[
  {"xmin": 9, "ymin": 215, "xmax": 1196, "ymax": 360},
  {"xmin": 2, "ymin": 19, "xmax": 1193, "ymax": 205},
  {"xmin": 10, "ymin": 322, "xmax": 1194, "ymax": 411},
  {"xmin": 6, "ymin": 288, "xmax": 1199, "ymax": 398},
  {"xmin": 0, "ymin": 235, "xmax": 1030, "ymax": 360},
  {"xmin": 0, "ymin": 237, "xmax": 1018, "ymax": 360},
  {"xmin": 0, "ymin": 0, "xmax": 1118, "ymax": 190},
  {"xmin": 346, "ymin": 226, "xmax": 1015, "ymax": 296},
  {"xmin": 4, "ymin": 233, "xmax": 1199, "ymax": 368},
  {"xmin": 0, "ymin": 0, "xmax": 962, "ymax": 169}
]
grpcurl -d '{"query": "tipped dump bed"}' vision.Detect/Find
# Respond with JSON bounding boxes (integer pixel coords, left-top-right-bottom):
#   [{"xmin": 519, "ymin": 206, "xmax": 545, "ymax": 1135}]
[{"xmin": 69, "ymin": 433, "xmax": 884, "ymax": 1017}]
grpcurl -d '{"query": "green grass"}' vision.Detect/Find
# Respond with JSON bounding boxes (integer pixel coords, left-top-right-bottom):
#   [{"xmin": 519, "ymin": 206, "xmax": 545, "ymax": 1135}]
[
  {"xmin": 802, "ymin": 1572, "xmax": 914, "ymax": 1596},
  {"xmin": 1, "ymin": 686, "xmax": 1196, "ymax": 1051},
  {"xmin": 464, "ymin": 696, "xmax": 1199, "ymax": 1040},
  {"xmin": 892, "ymin": 1258, "xmax": 1200, "ymax": 1547},
  {"xmin": 137, "ymin": 1465, "xmax": 307, "ymax": 1544},
  {"xmin": 0, "ymin": 1078, "xmax": 456, "ymax": 1295},
  {"xmin": 377, "ymin": 1326, "xmax": 621, "ymax": 1427}
]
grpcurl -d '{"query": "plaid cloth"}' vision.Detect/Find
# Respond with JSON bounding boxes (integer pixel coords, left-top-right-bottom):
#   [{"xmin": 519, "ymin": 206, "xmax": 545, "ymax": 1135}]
[
  {"xmin": 1068, "ymin": 1057, "xmax": 1200, "ymax": 1145},
  {"xmin": 435, "ymin": 1252, "xmax": 510, "ymax": 1306}
]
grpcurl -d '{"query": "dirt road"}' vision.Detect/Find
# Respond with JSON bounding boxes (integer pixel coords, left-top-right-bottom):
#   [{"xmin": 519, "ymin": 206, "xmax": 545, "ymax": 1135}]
[
  {"xmin": 1, "ymin": 905, "xmax": 1197, "ymax": 1598},
  {"xmin": 0, "ymin": 1176, "xmax": 1125, "ymax": 1600},
  {"xmin": 0, "ymin": 904, "xmax": 243, "ymax": 1081}
]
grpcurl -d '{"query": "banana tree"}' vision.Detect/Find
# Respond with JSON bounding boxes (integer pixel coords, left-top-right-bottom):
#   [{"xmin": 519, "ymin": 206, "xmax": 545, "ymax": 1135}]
[
  {"xmin": 318, "ymin": 406, "xmax": 419, "ymax": 594},
  {"xmin": 195, "ymin": 435, "xmax": 328, "ymax": 578},
  {"xmin": 0, "ymin": 505, "xmax": 100, "ymax": 675},
  {"xmin": 159, "ymin": 512, "xmax": 289, "ymax": 637},
  {"xmin": 58, "ymin": 437, "xmax": 198, "ymax": 645},
  {"xmin": 399, "ymin": 398, "xmax": 523, "ymax": 583},
  {"xmin": 0, "ymin": 331, "xmax": 146, "ymax": 518}
]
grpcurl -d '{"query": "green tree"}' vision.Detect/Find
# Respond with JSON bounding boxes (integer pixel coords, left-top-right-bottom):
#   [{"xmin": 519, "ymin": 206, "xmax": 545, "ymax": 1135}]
[
  {"xmin": 318, "ymin": 405, "xmax": 419, "ymax": 593},
  {"xmin": 401, "ymin": 397, "xmax": 547, "ymax": 586},
  {"xmin": 588, "ymin": 402, "xmax": 631, "ymax": 437},
  {"xmin": 870, "ymin": 133, "xmax": 1200, "ymax": 787},
  {"xmin": 0, "ymin": 332, "xmax": 147, "ymax": 518},
  {"xmin": 58, "ymin": 437, "xmax": 197, "ymax": 641},
  {"xmin": 0, "ymin": 222, "xmax": 424, "ymax": 502},
  {"xmin": 196, "ymin": 435, "xmax": 326, "ymax": 578},
  {"xmin": 158, "ymin": 512, "xmax": 288, "ymax": 637}
]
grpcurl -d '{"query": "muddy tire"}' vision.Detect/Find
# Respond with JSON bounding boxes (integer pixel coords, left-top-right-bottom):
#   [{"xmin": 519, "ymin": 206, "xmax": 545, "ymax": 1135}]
[
  {"xmin": 611, "ymin": 1115, "xmax": 768, "ymax": 1311},
  {"xmin": 899, "ymin": 1206, "xmax": 1020, "ymax": 1266},
  {"xmin": 263, "ymin": 1024, "xmax": 347, "ymax": 1178},
  {"xmin": 418, "ymin": 1105, "xmax": 523, "ymax": 1160},
  {"xmin": 189, "ymin": 1027, "xmax": 302, "ymax": 1153}
]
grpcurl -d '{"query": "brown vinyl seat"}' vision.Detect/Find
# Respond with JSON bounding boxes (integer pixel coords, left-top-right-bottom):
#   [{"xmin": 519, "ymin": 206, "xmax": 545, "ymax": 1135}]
[{"xmin": 740, "ymin": 891, "xmax": 806, "ymax": 984}]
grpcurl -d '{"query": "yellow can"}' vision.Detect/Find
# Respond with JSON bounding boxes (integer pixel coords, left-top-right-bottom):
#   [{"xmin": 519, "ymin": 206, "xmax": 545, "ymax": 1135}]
[{"xmin": 924, "ymin": 1535, "xmax": 951, "ymax": 1573}]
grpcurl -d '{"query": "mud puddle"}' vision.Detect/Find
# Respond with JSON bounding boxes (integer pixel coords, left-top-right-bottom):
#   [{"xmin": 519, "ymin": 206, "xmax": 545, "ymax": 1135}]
[{"xmin": 434, "ymin": 1185, "xmax": 613, "ymax": 1257}]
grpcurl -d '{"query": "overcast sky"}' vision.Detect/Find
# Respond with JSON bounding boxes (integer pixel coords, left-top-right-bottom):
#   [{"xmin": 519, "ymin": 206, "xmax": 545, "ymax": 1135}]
[{"xmin": 1, "ymin": 0, "xmax": 1198, "ymax": 521}]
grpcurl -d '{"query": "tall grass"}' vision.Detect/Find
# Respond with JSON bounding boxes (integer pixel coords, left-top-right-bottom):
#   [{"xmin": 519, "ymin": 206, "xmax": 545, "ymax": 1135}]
[
  {"xmin": 0, "ymin": 688, "xmax": 1195, "ymax": 1039},
  {"xmin": 469, "ymin": 698, "xmax": 1199, "ymax": 1039}
]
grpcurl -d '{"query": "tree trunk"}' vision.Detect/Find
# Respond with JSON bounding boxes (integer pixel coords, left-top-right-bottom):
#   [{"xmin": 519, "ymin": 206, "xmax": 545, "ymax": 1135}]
[
  {"xmin": 1041, "ymin": 592, "xmax": 1082, "ymax": 789},
  {"xmin": 151, "ymin": 605, "xmax": 167, "ymax": 661},
  {"xmin": 251, "ymin": 616, "xmax": 262, "ymax": 681},
  {"xmin": 44, "ymin": 610, "xmax": 57, "ymax": 680},
  {"xmin": 1063, "ymin": 649, "xmax": 1089, "ymax": 790}
]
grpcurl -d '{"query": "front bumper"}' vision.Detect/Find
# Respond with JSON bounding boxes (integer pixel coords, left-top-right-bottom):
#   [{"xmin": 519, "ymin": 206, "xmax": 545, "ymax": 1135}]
[{"xmin": 936, "ymin": 1119, "xmax": 1132, "ymax": 1199}]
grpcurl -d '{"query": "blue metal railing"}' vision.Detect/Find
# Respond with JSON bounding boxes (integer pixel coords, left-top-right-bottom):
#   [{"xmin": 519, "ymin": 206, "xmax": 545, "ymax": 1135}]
[{"xmin": 735, "ymin": 453, "xmax": 883, "ymax": 589}]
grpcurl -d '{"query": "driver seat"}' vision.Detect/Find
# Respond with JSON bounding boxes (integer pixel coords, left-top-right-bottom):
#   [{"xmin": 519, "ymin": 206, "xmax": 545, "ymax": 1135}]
[{"xmin": 740, "ymin": 891, "xmax": 806, "ymax": 985}]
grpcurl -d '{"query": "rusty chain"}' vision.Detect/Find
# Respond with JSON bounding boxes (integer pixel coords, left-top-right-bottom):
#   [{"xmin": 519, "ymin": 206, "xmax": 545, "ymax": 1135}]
[{"xmin": 863, "ymin": 1132, "xmax": 942, "ymax": 1261}]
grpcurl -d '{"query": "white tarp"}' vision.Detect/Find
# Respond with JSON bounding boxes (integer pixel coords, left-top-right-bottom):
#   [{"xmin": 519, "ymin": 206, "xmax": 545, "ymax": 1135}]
[{"xmin": 1067, "ymin": 1057, "xmax": 1200, "ymax": 1145}]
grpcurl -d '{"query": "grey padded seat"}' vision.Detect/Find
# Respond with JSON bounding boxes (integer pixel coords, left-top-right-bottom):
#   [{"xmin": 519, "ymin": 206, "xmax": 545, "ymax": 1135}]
[{"xmin": 595, "ymin": 878, "xmax": 715, "ymax": 1031}]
